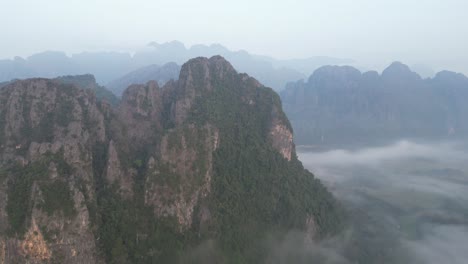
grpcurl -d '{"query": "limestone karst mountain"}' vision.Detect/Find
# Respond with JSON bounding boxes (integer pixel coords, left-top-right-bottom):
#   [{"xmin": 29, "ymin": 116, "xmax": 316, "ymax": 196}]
[
  {"xmin": 281, "ymin": 62, "xmax": 468, "ymax": 146},
  {"xmin": 0, "ymin": 56, "xmax": 343, "ymax": 263}
]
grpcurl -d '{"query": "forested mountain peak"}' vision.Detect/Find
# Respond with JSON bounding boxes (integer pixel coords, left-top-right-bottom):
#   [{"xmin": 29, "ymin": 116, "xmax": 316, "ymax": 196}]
[{"xmin": 0, "ymin": 56, "xmax": 343, "ymax": 263}]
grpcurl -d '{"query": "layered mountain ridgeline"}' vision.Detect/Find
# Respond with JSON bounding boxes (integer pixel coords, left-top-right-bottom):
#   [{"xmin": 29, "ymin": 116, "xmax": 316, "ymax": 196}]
[
  {"xmin": 281, "ymin": 62, "xmax": 468, "ymax": 146},
  {"xmin": 0, "ymin": 41, "xmax": 351, "ymax": 91},
  {"xmin": 54, "ymin": 74, "xmax": 119, "ymax": 106},
  {"xmin": 0, "ymin": 81, "xmax": 10, "ymax": 89},
  {"xmin": 106, "ymin": 62, "xmax": 180, "ymax": 96},
  {"xmin": 0, "ymin": 51, "xmax": 133, "ymax": 85},
  {"xmin": 0, "ymin": 74, "xmax": 119, "ymax": 106},
  {"xmin": 0, "ymin": 56, "xmax": 343, "ymax": 263}
]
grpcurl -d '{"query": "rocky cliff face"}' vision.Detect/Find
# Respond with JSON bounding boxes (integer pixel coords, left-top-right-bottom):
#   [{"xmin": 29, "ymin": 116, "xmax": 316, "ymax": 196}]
[
  {"xmin": 268, "ymin": 104, "xmax": 294, "ymax": 161},
  {"xmin": 145, "ymin": 124, "xmax": 219, "ymax": 229},
  {"xmin": 0, "ymin": 56, "xmax": 342, "ymax": 263},
  {"xmin": 0, "ymin": 79, "xmax": 105, "ymax": 263}
]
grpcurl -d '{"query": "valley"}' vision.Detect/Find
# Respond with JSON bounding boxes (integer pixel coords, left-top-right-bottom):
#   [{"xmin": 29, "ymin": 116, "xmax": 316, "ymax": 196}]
[{"xmin": 298, "ymin": 140, "xmax": 468, "ymax": 264}]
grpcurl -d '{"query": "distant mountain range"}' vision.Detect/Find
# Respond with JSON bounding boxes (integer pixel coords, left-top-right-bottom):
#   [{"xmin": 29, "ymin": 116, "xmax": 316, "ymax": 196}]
[
  {"xmin": 0, "ymin": 41, "xmax": 352, "ymax": 92},
  {"xmin": 281, "ymin": 62, "xmax": 468, "ymax": 146}
]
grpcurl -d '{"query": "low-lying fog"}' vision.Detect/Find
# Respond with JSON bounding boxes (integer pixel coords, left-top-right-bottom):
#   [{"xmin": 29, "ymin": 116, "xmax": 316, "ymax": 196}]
[{"xmin": 297, "ymin": 140, "xmax": 468, "ymax": 264}]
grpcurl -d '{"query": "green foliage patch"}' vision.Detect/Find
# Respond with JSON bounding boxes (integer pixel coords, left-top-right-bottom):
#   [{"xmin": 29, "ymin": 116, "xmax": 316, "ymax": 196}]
[
  {"xmin": 5, "ymin": 152, "xmax": 74, "ymax": 237},
  {"xmin": 39, "ymin": 179, "xmax": 75, "ymax": 217}
]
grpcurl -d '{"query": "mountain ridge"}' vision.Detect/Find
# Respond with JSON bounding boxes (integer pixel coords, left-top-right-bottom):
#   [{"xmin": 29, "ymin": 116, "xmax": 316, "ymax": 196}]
[
  {"xmin": 106, "ymin": 62, "xmax": 180, "ymax": 96},
  {"xmin": 281, "ymin": 62, "xmax": 468, "ymax": 146},
  {"xmin": 0, "ymin": 56, "xmax": 343, "ymax": 263},
  {"xmin": 0, "ymin": 41, "xmax": 352, "ymax": 91}
]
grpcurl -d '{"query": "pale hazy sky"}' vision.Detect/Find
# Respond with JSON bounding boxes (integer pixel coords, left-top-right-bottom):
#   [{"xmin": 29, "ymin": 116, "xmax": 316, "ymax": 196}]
[{"xmin": 1, "ymin": 0, "xmax": 467, "ymax": 73}]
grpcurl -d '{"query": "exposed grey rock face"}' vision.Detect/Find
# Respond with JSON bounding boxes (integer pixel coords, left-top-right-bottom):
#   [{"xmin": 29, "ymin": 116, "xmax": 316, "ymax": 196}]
[
  {"xmin": 105, "ymin": 140, "xmax": 133, "ymax": 197},
  {"xmin": 145, "ymin": 124, "xmax": 219, "ymax": 229},
  {"xmin": 281, "ymin": 62, "xmax": 468, "ymax": 146},
  {"xmin": 269, "ymin": 105, "xmax": 294, "ymax": 161}
]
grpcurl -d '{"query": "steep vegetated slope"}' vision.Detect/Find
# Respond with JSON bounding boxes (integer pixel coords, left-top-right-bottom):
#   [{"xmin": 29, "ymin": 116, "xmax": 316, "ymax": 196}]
[
  {"xmin": 0, "ymin": 56, "xmax": 343, "ymax": 263},
  {"xmin": 281, "ymin": 62, "xmax": 468, "ymax": 146}
]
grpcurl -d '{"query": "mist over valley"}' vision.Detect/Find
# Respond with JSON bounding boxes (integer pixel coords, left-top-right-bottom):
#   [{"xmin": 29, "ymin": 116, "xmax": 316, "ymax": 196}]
[{"xmin": 298, "ymin": 140, "xmax": 468, "ymax": 264}]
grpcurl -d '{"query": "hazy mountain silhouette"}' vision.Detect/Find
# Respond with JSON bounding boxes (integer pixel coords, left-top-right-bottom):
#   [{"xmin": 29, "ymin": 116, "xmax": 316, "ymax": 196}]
[
  {"xmin": 0, "ymin": 41, "xmax": 352, "ymax": 91},
  {"xmin": 281, "ymin": 62, "xmax": 468, "ymax": 145},
  {"xmin": 106, "ymin": 62, "xmax": 180, "ymax": 96}
]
